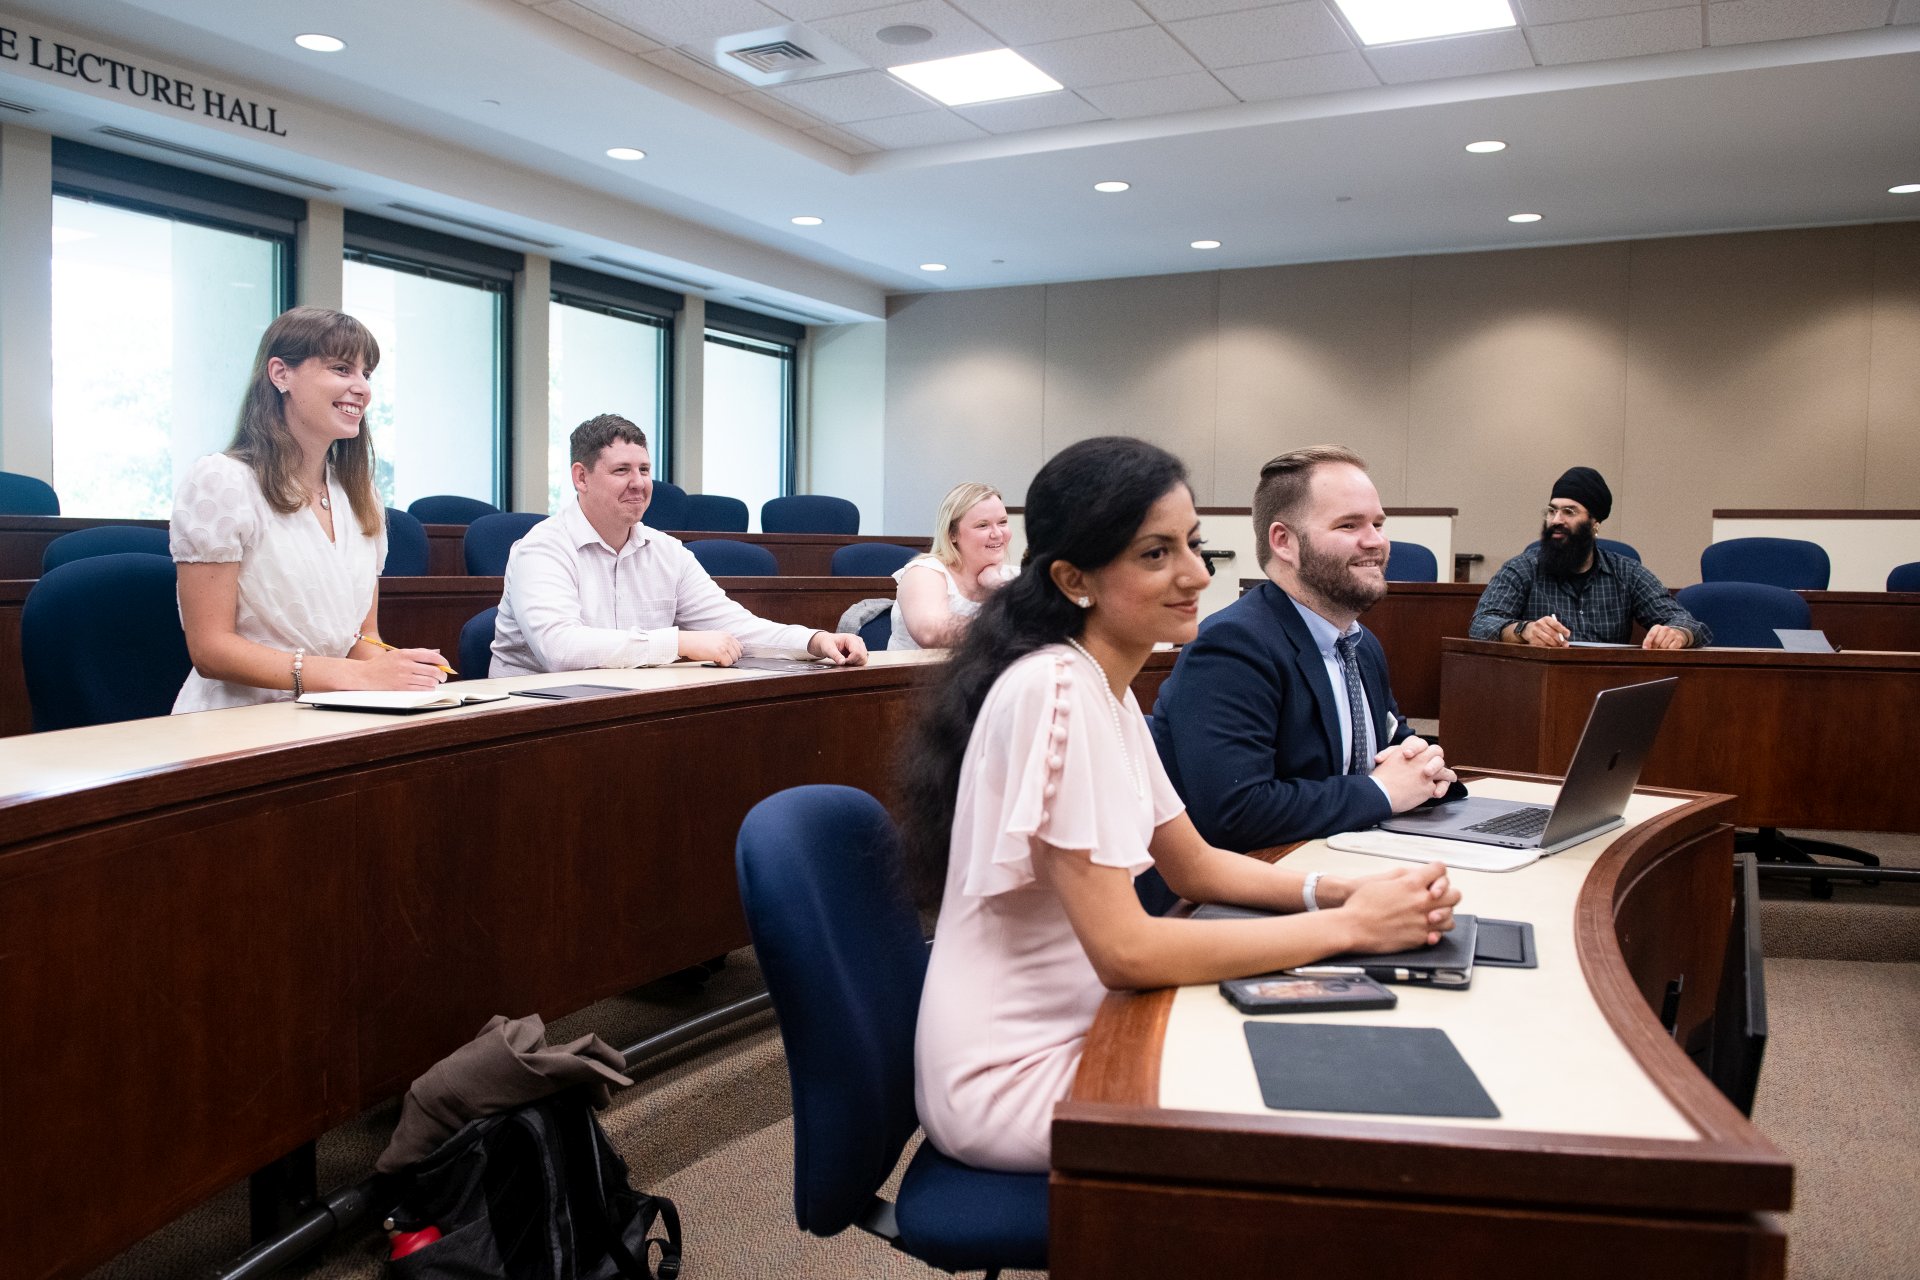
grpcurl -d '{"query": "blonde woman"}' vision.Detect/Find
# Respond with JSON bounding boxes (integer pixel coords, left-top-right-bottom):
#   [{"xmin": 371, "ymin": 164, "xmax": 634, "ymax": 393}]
[
  {"xmin": 171, "ymin": 307, "xmax": 447, "ymax": 712},
  {"xmin": 889, "ymin": 481, "xmax": 1018, "ymax": 650}
]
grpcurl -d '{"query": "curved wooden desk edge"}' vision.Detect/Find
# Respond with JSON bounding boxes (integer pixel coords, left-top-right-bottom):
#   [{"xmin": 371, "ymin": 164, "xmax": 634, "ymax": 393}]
[{"xmin": 1059, "ymin": 775, "xmax": 1791, "ymax": 1218}]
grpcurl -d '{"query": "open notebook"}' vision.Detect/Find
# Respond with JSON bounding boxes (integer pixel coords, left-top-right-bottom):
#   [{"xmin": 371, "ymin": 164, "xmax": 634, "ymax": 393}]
[{"xmin": 298, "ymin": 690, "xmax": 510, "ymax": 714}]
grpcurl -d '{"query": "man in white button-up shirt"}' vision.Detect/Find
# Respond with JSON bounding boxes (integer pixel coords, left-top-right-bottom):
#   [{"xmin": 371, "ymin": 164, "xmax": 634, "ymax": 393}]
[{"xmin": 490, "ymin": 414, "xmax": 867, "ymax": 677}]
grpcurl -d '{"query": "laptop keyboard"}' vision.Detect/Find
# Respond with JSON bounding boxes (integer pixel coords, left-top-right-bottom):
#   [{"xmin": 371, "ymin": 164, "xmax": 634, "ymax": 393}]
[{"xmin": 1464, "ymin": 807, "xmax": 1552, "ymax": 839}]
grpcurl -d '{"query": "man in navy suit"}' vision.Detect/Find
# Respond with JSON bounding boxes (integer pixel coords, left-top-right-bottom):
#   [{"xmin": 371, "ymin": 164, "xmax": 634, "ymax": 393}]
[{"xmin": 1150, "ymin": 445, "xmax": 1454, "ymax": 852}]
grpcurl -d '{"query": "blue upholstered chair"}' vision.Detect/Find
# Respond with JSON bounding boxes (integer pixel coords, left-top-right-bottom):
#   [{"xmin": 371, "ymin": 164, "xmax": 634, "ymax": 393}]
[
  {"xmin": 762, "ymin": 495, "xmax": 859, "ymax": 535},
  {"xmin": 23, "ymin": 554, "xmax": 192, "ymax": 731},
  {"xmin": 1675, "ymin": 580, "xmax": 1877, "ymax": 888},
  {"xmin": 1597, "ymin": 538, "xmax": 1641, "ymax": 562},
  {"xmin": 1675, "ymin": 582, "xmax": 1810, "ymax": 649},
  {"xmin": 857, "ymin": 609, "xmax": 893, "ymax": 653},
  {"xmin": 831, "ymin": 542, "xmax": 918, "ymax": 578},
  {"xmin": 464, "ymin": 512, "xmax": 546, "ymax": 576},
  {"xmin": 41, "ymin": 525, "xmax": 170, "ymax": 573},
  {"xmin": 681, "ymin": 494, "xmax": 750, "ymax": 532},
  {"xmin": 0, "ymin": 470, "xmax": 60, "ymax": 515},
  {"xmin": 688, "ymin": 538, "xmax": 778, "ymax": 576},
  {"xmin": 382, "ymin": 508, "xmax": 430, "ymax": 576},
  {"xmin": 736, "ymin": 786, "xmax": 1048, "ymax": 1277},
  {"xmin": 1383, "ymin": 541, "xmax": 1438, "ymax": 582},
  {"xmin": 1700, "ymin": 537, "xmax": 1830, "ymax": 591},
  {"xmin": 641, "ymin": 481, "xmax": 690, "ymax": 531},
  {"xmin": 407, "ymin": 494, "xmax": 500, "ymax": 526},
  {"xmin": 1888, "ymin": 562, "xmax": 1920, "ymax": 593},
  {"xmin": 458, "ymin": 607, "xmax": 499, "ymax": 682}
]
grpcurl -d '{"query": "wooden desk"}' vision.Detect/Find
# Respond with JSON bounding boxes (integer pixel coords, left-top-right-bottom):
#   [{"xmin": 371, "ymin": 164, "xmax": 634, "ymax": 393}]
[
  {"xmin": 1360, "ymin": 581, "xmax": 1482, "ymax": 719},
  {"xmin": 1801, "ymin": 590, "xmax": 1920, "ymax": 652},
  {"xmin": 417, "ymin": 522, "xmax": 931, "ymax": 578},
  {"xmin": 1438, "ymin": 638, "xmax": 1920, "ymax": 831},
  {"xmin": 1053, "ymin": 778, "xmax": 1791, "ymax": 1279},
  {"xmin": 0, "ymin": 515, "xmax": 170, "ymax": 578}
]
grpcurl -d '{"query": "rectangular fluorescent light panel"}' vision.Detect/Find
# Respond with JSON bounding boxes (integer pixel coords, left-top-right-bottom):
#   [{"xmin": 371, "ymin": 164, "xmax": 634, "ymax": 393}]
[
  {"xmin": 888, "ymin": 49, "xmax": 1061, "ymax": 107},
  {"xmin": 1334, "ymin": 0, "xmax": 1516, "ymax": 45}
]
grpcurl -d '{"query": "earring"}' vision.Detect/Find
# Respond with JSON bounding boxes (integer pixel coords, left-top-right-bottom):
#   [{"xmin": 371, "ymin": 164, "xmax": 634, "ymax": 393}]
[{"xmin": 1076, "ymin": 596, "xmax": 1091, "ymax": 608}]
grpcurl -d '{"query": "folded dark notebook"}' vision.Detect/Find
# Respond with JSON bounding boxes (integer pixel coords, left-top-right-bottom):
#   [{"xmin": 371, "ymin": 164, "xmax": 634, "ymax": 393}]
[{"xmin": 1244, "ymin": 1022, "xmax": 1499, "ymax": 1118}]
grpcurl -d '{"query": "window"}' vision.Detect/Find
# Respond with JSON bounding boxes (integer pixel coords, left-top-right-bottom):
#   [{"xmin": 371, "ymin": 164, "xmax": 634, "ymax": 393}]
[
  {"xmin": 342, "ymin": 213, "xmax": 518, "ymax": 509},
  {"xmin": 50, "ymin": 143, "xmax": 295, "ymax": 518},
  {"xmin": 548, "ymin": 265, "xmax": 676, "ymax": 512},
  {"xmin": 702, "ymin": 305, "xmax": 802, "ymax": 529}
]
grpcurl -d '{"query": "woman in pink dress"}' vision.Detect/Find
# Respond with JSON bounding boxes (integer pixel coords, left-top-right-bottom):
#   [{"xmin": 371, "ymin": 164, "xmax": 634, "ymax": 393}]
[{"xmin": 900, "ymin": 436, "xmax": 1461, "ymax": 1173}]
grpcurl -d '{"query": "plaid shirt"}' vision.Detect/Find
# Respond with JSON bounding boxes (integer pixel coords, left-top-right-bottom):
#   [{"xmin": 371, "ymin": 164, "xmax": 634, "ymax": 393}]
[{"xmin": 1469, "ymin": 544, "xmax": 1711, "ymax": 646}]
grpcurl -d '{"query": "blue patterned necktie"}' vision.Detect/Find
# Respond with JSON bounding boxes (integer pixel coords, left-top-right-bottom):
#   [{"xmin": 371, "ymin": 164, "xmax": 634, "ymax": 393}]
[{"xmin": 1334, "ymin": 632, "xmax": 1371, "ymax": 776}]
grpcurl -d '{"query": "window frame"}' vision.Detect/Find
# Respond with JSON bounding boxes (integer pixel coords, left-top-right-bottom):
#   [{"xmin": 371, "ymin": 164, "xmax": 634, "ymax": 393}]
[
  {"xmin": 548, "ymin": 263, "xmax": 678, "ymax": 483},
  {"xmin": 703, "ymin": 304, "xmax": 802, "ymax": 497}
]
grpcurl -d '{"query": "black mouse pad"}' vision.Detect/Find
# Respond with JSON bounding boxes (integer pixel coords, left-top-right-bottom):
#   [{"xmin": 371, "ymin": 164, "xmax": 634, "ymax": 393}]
[
  {"xmin": 1244, "ymin": 1022, "xmax": 1500, "ymax": 1118},
  {"xmin": 1472, "ymin": 918, "xmax": 1537, "ymax": 968}
]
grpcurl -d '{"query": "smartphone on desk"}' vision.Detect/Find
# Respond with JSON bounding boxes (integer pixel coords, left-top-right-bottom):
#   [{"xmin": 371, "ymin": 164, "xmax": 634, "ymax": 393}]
[{"xmin": 1220, "ymin": 973, "xmax": 1397, "ymax": 1015}]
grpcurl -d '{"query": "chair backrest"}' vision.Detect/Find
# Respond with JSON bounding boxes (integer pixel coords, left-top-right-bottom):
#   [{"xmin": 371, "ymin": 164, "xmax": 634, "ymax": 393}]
[
  {"xmin": 382, "ymin": 507, "xmax": 431, "ymax": 576},
  {"xmin": 735, "ymin": 786, "xmax": 927, "ymax": 1236},
  {"xmin": 1382, "ymin": 540, "xmax": 1437, "ymax": 582},
  {"xmin": 41, "ymin": 525, "xmax": 170, "ymax": 573},
  {"xmin": 23, "ymin": 553, "xmax": 192, "ymax": 731},
  {"xmin": 1887, "ymin": 562, "xmax": 1920, "ymax": 593},
  {"xmin": 641, "ymin": 481, "xmax": 690, "ymax": 530},
  {"xmin": 830, "ymin": 542, "xmax": 918, "ymax": 577},
  {"xmin": 688, "ymin": 538, "xmax": 779, "ymax": 576},
  {"xmin": 408, "ymin": 494, "xmax": 500, "ymax": 525},
  {"xmin": 680, "ymin": 493, "xmax": 750, "ymax": 532},
  {"xmin": 1597, "ymin": 537, "xmax": 1641, "ymax": 562},
  {"xmin": 1674, "ymin": 582, "xmax": 1811, "ymax": 648},
  {"xmin": 464, "ymin": 512, "xmax": 546, "ymax": 576},
  {"xmin": 0, "ymin": 470, "xmax": 60, "ymax": 515},
  {"xmin": 762, "ymin": 495, "xmax": 859, "ymax": 535},
  {"xmin": 458, "ymin": 607, "xmax": 500, "ymax": 681},
  {"xmin": 858, "ymin": 609, "xmax": 893, "ymax": 653},
  {"xmin": 1700, "ymin": 537, "xmax": 1830, "ymax": 591}
]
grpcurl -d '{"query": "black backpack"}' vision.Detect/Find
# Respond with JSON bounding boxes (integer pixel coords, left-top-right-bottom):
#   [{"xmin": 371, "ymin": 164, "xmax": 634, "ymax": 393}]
[{"xmin": 385, "ymin": 1089, "xmax": 682, "ymax": 1280}]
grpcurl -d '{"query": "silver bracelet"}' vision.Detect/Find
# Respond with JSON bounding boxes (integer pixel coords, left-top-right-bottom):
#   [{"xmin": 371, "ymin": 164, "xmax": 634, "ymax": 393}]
[
  {"xmin": 292, "ymin": 648, "xmax": 305, "ymax": 698},
  {"xmin": 1302, "ymin": 871, "xmax": 1324, "ymax": 912}
]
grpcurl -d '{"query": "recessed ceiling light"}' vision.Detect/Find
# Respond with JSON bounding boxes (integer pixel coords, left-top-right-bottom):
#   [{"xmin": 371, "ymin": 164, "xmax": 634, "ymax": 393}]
[
  {"xmin": 877, "ymin": 24, "xmax": 934, "ymax": 46},
  {"xmin": 889, "ymin": 49, "xmax": 1062, "ymax": 107},
  {"xmin": 1465, "ymin": 140, "xmax": 1507, "ymax": 154},
  {"xmin": 1890, "ymin": 183, "xmax": 1920, "ymax": 195},
  {"xmin": 1334, "ymin": 0, "xmax": 1516, "ymax": 46},
  {"xmin": 1093, "ymin": 180, "xmax": 1130, "ymax": 193},
  {"xmin": 1191, "ymin": 240, "xmax": 1222, "ymax": 250},
  {"xmin": 791, "ymin": 216, "xmax": 823, "ymax": 226},
  {"xmin": 919, "ymin": 263, "xmax": 948, "ymax": 272},
  {"xmin": 1507, "ymin": 212, "xmax": 1543, "ymax": 223},
  {"xmin": 293, "ymin": 33, "xmax": 346, "ymax": 53},
  {"xmin": 605, "ymin": 147, "xmax": 646, "ymax": 161}
]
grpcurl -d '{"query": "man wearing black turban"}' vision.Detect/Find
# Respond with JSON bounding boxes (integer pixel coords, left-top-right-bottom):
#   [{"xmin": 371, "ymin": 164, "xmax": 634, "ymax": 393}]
[{"xmin": 1468, "ymin": 466, "xmax": 1709, "ymax": 649}]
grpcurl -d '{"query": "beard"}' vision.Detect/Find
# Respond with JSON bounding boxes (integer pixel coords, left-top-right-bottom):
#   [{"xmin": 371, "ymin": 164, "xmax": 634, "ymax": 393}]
[
  {"xmin": 1296, "ymin": 530, "xmax": 1388, "ymax": 615},
  {"xmin": 1538, "ymin": 518, "xmax": 1596, "ymax": 578}
]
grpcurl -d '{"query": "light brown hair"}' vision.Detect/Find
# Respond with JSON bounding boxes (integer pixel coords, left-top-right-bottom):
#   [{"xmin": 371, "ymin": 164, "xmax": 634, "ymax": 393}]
[{"xmin": 1251, "ymin": 444, "xmax": 1367, "ymax": 568}]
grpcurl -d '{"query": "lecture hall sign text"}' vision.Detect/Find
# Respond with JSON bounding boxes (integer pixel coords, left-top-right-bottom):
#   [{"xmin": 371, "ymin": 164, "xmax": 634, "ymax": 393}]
[{"xmin": 0, "ymin": 25, "xmax": 287, "ymax": 136}]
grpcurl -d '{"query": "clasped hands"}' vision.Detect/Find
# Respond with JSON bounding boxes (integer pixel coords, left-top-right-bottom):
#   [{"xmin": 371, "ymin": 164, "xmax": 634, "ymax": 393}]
[{"xmin": 1372, "ymin": 735, "xmax": 1455, "ymax": 812}]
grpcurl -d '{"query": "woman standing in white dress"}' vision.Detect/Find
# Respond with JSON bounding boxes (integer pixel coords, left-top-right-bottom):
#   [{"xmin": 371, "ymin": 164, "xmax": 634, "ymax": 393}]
[
  {"xmin": 898, "ymin": 437, "xmax": 1462, "ymax": 1172},
  {"xmin": 171, "ymin": 307, "xmax": 448, "ymax": 712},
  {"xmin": 889, "ymin": 481, "xmax": 1019, "ymax": 650}
]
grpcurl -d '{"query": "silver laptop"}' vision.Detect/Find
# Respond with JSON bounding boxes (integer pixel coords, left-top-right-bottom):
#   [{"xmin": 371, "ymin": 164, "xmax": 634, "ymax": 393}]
[{"xmin": 1377, "ymin": 677, "xmax": 1678, "ymax": 855}]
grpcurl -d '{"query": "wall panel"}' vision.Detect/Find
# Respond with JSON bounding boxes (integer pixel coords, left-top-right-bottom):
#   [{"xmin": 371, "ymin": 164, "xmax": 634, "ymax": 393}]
[{"xmin": 1866, "ymin": 221, "xmax": 1920, "ymax": 510}]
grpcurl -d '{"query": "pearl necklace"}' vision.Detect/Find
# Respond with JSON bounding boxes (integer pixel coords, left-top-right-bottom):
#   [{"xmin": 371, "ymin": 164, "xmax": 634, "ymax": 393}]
[{"xmin": 1065, "ymin": 637, "xmax": 1144, "ymax": 800}]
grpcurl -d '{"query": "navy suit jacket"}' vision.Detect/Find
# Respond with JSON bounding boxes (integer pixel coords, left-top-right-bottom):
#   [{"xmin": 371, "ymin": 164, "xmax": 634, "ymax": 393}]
[{"xmin": 1149, "ymin": 581, "xmax": 1412, "ymax": 851}]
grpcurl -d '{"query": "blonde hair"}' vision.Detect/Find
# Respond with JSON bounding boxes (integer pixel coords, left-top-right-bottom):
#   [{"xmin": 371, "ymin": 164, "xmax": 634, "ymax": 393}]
[
  {"xmin": 929, "ymin": 481, "xmax": 1003, "ymax": 568},
  {"xmin": 229, "ymin": 307, "xmax": 384, "ymax": 537}
]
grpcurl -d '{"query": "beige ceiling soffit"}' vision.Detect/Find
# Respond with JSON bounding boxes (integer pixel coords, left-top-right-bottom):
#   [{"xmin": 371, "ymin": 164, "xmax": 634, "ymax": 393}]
[
  {"xmin": 95, "ymin": 126, "xmax": 339, "ymax": 191},
  {"xmin": 586, "ymin": 257, "xmax": 718, "ymax": 293},
  {"xmin": 384, "ymin": 202, "xmax": 560, "ymax": 249}
]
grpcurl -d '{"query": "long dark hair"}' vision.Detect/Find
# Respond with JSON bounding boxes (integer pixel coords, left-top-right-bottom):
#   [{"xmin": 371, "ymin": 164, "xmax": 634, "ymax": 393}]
[{"xmin": 896, "ymin": 436, "xmax": 1191, "ymax": 907}]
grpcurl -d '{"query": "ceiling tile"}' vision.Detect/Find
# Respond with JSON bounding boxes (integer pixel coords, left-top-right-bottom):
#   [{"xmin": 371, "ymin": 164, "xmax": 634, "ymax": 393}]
[
  {"xmin": 809, "ymin": 1, "xmax": 1002, "ymax": 65},
  {"xmin": 1530, "ymin": 8, "xmax": 1702, "ymax": 63},
  {"xmin": 1517, "ymin": 0, "xmax": 1695, "ymax": 22},
  {"xmin": 641, "ymin": 47, "xmax": 751, "ymax": 94},
  {"xmin": 802, "ymin": 122, "xmax": 881, "ymax": 153},
  {"xmin": 729, "ymin": 89, "xmax": 828, "ymax": 129},
  {"xmin": 841, "ymin": 110, "xmax": 991, "ymax": 147},
  {"xmin": 766, "ymin": 1, "xmax": 908, "ymax": 19},
  {"xmin": 532, "ymin": 1, "xmax": 664, "ymax": 54},
  {"xmin": 1020, "ymin": 24, "xmax": 1207, "ymax": 87},
  {"xmin": 1708, "ymin": 0, "xmax": 1896, "ymax": 45},
  {"xmin": 950, "ymin": 0, "xmax": 1157, "ymax": 45},
  {"xmin": 1077, "ymin": 69, "xmax": 1240, "ymax": 116},
  {"xmin": 1211, "ymin": 49, "xmax": 1377, "ymax": 99},
  {"xmin": 1363, "ymin": 29, "xmax": 1537, "ymax": 83},
  {"xmin": 766, "ymin": 69, "xmax": 937, "ymax": 119},
  {"xmin": 1139, "ymin": 0, "xmax": 1289, "ymax": 19},
  {"xmin": 955, "ymin": 91, "xmax": 1107, "ymax": 132},
  {"xmin": 572, "ymin": 0, "xmax": 787, "ymax": 45},
  {"xmin": 1167, "ymin": 3, "xmax": 1355, "ymax": 70}
]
